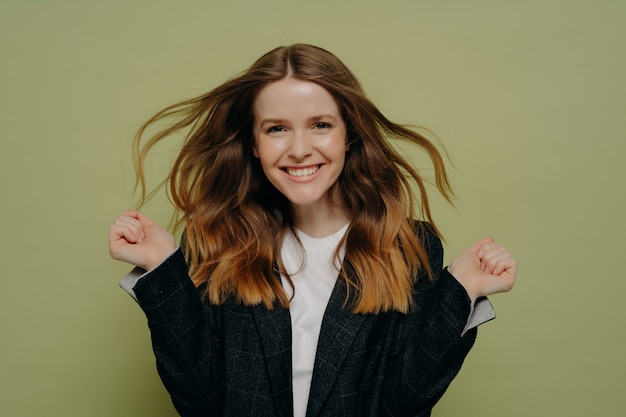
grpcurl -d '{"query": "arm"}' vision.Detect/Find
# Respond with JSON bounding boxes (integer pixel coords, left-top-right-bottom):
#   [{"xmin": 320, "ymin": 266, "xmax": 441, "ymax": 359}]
[
  {"xmin": 383, "ymin": 226, "xmax": 516, "ymax": 416},
  {"xmin": 110, "ymin": 210, "xmax": 224, "ymax": 416}
]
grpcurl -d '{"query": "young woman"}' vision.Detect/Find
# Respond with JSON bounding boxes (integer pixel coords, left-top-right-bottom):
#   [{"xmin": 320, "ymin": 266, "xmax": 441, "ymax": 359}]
[{"xmin": 109, "ymin": 44, "xmax": 516, "ymax": 417}]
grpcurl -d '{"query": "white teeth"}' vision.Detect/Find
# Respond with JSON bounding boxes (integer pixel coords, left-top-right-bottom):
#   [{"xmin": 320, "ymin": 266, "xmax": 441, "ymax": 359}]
[{"xmin": 286, "ymin": 166, "xmax": 319, "ymax": 177}]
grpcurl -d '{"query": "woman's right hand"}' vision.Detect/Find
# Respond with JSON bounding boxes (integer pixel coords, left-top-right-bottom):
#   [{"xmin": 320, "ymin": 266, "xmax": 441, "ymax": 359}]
[{"xmin": 109, "ymin": 209, "xmax": 177, "ymax": 271}]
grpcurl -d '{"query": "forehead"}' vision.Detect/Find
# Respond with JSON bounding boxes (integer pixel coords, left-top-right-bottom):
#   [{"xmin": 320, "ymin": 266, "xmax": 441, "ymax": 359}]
[{"xmin": 253, "ymin": 78, "xmax": 340, "ymax": 120}]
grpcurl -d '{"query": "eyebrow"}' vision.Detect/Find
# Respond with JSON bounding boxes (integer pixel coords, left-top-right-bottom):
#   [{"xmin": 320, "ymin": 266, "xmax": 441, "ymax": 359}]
[
  {"xmin": 258, "ymin": 114, "xmax": 339, "ymax": 126},
  {"xmin": 258, "ymin": 118, "xmax": 288, "ymax": 126}
]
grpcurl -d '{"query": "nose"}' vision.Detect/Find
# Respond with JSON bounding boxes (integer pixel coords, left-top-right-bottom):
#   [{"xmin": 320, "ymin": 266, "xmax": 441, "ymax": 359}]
[{"xmin": 287, "ymin": 130, "xmax": 312, "ymax": 160}]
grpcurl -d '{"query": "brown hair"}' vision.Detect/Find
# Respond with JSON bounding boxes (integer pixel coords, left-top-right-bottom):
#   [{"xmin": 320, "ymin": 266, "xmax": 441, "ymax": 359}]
[{"xmin": 133, "ymin": 44, "xmax": 453, "ymax": 313}]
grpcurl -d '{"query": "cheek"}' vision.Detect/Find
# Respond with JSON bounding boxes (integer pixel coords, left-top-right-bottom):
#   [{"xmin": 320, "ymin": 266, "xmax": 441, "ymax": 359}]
[
  {"xmin": 253, "ymin": 144, "xmax": 275, "ymax": 177},
  {"xmin": 333, "ymin": 140, "xmax": 348, "ymax": 165},
  {"xmin": 253, "ymin": 143, "xmax": 273, "ymax": 165},
  {"xmin": 254, "ymin": 138, "xmax": 287, "ymax": 164}
]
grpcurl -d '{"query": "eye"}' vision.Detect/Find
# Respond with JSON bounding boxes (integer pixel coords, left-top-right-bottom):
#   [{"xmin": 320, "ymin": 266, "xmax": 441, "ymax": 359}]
[
  {"xmin": 266, "ymin": 125, "xmax": 285, "ymax": 134},
  {"xmin": 313, "ymin": 122, "xmax": 331, "ymax": 130}
]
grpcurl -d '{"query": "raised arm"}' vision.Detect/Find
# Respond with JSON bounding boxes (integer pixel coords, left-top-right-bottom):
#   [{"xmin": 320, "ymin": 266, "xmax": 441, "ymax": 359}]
[
  {"xmin": 109, "ymin": 210, "xmax": 224, "ymax": 416},
  {"xmin": 383, "ymin": 230, "xmax": 517, "ymax": 416}
]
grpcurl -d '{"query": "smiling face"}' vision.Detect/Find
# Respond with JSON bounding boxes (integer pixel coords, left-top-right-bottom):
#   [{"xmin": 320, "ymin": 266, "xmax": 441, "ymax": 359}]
[{"xmin": 252, "ymin": 77, "xmax": 348, "ymax": 216}]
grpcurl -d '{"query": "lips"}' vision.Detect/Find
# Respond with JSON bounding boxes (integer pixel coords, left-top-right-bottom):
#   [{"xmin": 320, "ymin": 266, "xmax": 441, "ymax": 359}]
[{"xmin": 284, "ymin": 165, "xmax": 320, "ymax": 177}]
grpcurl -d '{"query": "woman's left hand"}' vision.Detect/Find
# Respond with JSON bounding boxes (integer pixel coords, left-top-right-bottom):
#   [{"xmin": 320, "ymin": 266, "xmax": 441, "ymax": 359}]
[{"xmin": 448, "ymin": 238, "xmax": 517, "ymax": 302}]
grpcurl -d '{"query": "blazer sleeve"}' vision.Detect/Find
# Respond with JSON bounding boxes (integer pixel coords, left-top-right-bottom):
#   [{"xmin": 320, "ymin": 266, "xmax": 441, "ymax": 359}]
[
  {"xmin": 382, "ymin": 224, "xmax": 482, "ymax": 417},
  {"xmin": 124, "ymin": 249, "xmax": 224, "ymax": 417}
]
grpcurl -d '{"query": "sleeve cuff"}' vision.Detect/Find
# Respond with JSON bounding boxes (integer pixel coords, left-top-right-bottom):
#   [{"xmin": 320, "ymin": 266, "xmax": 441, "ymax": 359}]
[
  {"xmin": 440, "ymin": 267, "xmax": 496, "ymax": 336},
  {"xmin": 462, "ymin": 296, "xmax": 496, "ymax": 336},
  {"xmin": 118, "ymin": 247, "xmax": 179, "ymax": 302}
]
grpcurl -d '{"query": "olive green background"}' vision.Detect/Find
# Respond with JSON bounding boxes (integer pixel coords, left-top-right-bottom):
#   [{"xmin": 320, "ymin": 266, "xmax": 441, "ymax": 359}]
[{"xmin": 1, "ymin": 1, "xmax": 624, "ymax": 416}]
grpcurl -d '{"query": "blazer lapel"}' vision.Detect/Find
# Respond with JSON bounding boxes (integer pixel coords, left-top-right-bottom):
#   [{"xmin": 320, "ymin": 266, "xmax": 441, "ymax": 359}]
[
  {"xmin": 251, "ymin": 300, "xmax": 293, "ymax": 417},
  {"xmin": 306, "ymin": 263, "xmax": 366, "ymax": 417}
]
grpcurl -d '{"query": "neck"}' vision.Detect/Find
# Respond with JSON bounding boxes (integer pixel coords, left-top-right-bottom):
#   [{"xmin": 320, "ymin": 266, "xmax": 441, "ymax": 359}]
[{"xmin": 291, "ymin": 192, "xmax": 350, "ymax": 238}]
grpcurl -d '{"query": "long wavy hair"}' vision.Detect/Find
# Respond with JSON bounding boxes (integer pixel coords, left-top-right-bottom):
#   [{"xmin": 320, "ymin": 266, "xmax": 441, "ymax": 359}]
[{"xmin": 133, "ymin": 44, "xmax": 453, "ymax": 314}]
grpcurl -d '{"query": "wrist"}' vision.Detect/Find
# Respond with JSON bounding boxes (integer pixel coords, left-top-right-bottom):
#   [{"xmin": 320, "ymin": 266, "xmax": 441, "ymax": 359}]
[
  {"xmin": 447, "ymin": 266, "xmax": 481, "ymax": 303},
  {"xmin": 144, "ymin": 246, "xmax": 177, "ymax": 271}
]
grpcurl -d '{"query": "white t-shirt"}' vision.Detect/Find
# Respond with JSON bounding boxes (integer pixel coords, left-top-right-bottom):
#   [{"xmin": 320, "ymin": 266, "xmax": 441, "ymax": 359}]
[{"xmin": 280, "ymin": 224, "xmax": 349, "ymax": 417}]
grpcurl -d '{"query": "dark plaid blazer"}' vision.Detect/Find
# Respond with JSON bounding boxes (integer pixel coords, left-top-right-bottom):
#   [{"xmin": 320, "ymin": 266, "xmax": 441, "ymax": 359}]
[{"xmin": 128, "ymin": 226, "xmax": 479, "ymax": 417}]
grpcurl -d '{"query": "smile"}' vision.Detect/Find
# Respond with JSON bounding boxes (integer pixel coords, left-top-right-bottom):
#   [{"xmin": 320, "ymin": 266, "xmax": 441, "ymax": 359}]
[{"xmin": 284, "ymin": 165, "xmax": 320, "ymax": 177}]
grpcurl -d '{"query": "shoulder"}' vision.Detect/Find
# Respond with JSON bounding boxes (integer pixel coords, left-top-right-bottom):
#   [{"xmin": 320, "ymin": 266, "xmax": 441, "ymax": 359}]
[{"xmin": 412, "ymin": 220, "xmax": 444, "ymax": 272}]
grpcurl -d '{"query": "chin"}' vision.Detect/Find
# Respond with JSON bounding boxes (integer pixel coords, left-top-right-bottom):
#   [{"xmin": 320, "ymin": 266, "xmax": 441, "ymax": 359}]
[{"xmin": 286, "ymin": 197, "xmax": 320, "ymax": 207}]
